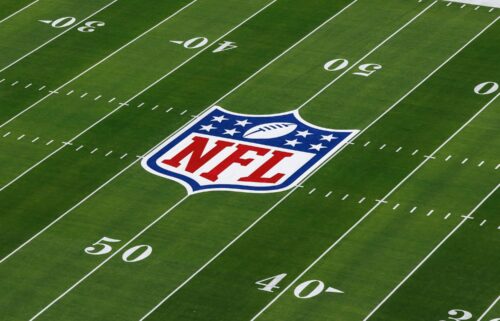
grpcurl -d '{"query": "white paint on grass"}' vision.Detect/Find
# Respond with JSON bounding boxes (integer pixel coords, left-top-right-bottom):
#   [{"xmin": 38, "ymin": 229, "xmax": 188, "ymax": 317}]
[{"xmin": 445, "ymin": 0, "xmax": 500, "ymax": 8}]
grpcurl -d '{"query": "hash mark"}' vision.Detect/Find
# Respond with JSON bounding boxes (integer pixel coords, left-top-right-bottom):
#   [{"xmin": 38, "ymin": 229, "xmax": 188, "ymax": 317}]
[
  {"xmin": 138, "ymin": 102, "xmax": 145, "ymax": 108},
  {"xmin": 91, "ymin": 148, "xmax": 98, "ymax": 154},
  {"xmin": 46, "ymin": 140, "xmax": 54, "ymax": 145},
  {"xmin": 39, "ymin": 85, "xmax": 46, "ymax": 91},
  {"xmin": 152, "ymin": 105, "xmax": 159, "ymax": 110},
  {"xmin": 364, "ymin": 141, "xmax": 370, "ymax": 147},
  {"xmin": 342, "ymin": 194, "xmax": 349, "ymax": 201},
  {"xmin": 480, "ymin": 219, "xmax": 487, "ymax": 226},
  {"xmin": 25, "ymin": 83, "xmax": 32, "ymax": 89},
  {"xmin": 166, "ymin": 107, "xmax": 173, "ymax": 113},
  {"xmin": 478, "ymin": 161, "xmax": 485, "ymax": 167},
  {"xmin": 108, "ymin": 97, "xmax": 116, "ymax": 103},
  {"xmin": 308, "ymin": 188, "xmax": 316, "ymax": 195},
  {"xmin": 32, "ymin": 137, "xmax": 39, "ymax": 143},
  {"xmin": 94, "ymin": 95, "xmax": 102, "ymax": 101},
  {"xmin": 461, "ymin": 158, "xmax": 468, "ymax": 164},
  {"xmin": 105, "ymin": 151, "xmax": 113, "ymax": 157},
  {"xmin": 2, "ymin": 132, "xmax": 10, "ymax": 137},
  {"xmin": 120, "ymin": 153, "xmax": 128, "ymax": 159},
  {"xmin": 76, "ymin": 145, "xmax": 84, "ymax": 151},
  {"xmin": 358, "ymin": 197, "xmax": 366, "ymax": 204},
  {"xmin": 81, "ymin": 92, "xmax": 88, "ymax": 98},
  {"xmin": 11, "ymin": 81, "xmax": 19, "ymax": 86},
  {"xmin": 17, "ymin": 134, "xmax": 25, "ymax": 140},
  {"xmin": 495, "ymin": 164, "xmax": 499, "ymax": 170},
  {"xmin": 379, "ymin": 144, "xmax": 386, "ymax": 150},
  {"xmin": 392, "ymin": 203, "xmax": 400, "ymax": 210},
  {"xmin": 412, "ymin": 149, "xmax": 419, "ymax": 156},
  {"xmin": 426, "ymin": 210, "xmax": 434, "ymax": 216},
  {"xmin": 410, "ymin": 206, "xmax": 417, "ymax": 214},
  {"xmin": 396, "ymin": 147, "xmax": 402, "ymax": 153},
  {"xmin": 180, "ymin": 110, "xmax": 187, "ymax": 115},
  {"xmin": 66, "ymin": 90, "xmax": 74, "ymax": 96},
  {"xmin": 445, "ymin": 155, "xmax": 452, "ymax": 161},
  {"xmin": 325, "ymin": 191, "xmax": 332, "ymax": 198},
  {"xmin": 444, "ymin": 213, "xmax": 451, "ymax": 220}
]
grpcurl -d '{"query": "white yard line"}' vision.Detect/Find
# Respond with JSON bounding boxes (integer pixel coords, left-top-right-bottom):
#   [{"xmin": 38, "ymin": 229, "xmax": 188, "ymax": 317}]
[
  {"xmin": 0, "ymin": 0, "xmax": 39, "ymax": 25},
  {"xmin": 0, "ymin": 0, "xmax": 359, "ymax": 263},
  {"xmin": 0, "ymin": 0, "xmax": 119, "ymax": 73},
  {"xmin": 25, "ymin": 1, "xmax": 281, "ymax": 318},
  {"xmin": 477, "ymin": 295, "xmax": 500, "ymax": 321},
  {"xmin": 251, "ymin": 93, "xmax": 499, "ymax": 321},
  {"xmin": 297, "ymin": 0, "xmax": 438, "ymax": 110},
  {"xmin": 0, "ymin": 0, "xmax": 198, "ymax": 129},
  {"xmin": 28, "ymin": 195, "xmax": 190, "ymax": 321},
  {"xmin": 363, "ymin": 184, "xmax": 499, "ymax": 321}
]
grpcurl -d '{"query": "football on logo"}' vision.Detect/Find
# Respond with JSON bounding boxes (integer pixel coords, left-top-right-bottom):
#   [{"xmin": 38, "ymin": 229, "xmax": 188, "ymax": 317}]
[{"xmin": 142, "ymin": 106, "xmax": 358, "ymax": 193}]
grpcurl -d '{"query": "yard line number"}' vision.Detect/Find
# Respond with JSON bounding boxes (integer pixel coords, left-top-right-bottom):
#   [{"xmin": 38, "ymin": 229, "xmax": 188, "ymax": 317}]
[
  {"xmin": 84, "ymin": 236, "xmax": 152, "ymax": 263},
  {"xmin": 39, "ymin": 17, "xmax": 105, "ymax": 33},
  {"xmin": 170, "ymin": 36, "xmax": 238, "ymax": 53},
  {"xmin": 440, "ymin": 308, "xmax": 499, "ymax": 321},
  {"xmin": 324, "ymin": 58, "xmax": 382, "ymax": 77},
  {"xmin": 256, "ymin": 273, "xmax": 343, "ymax": 300},
  {"xmin": 474, "ymin": 81, "xmax": 499, "ymax": 95}
]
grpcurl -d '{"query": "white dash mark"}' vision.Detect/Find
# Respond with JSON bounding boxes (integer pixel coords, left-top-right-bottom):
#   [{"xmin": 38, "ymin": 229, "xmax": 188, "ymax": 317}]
[
  {"xmin": 66, "ymin": 90, "xmax": 74, "ymax": 96},
  {"xmin": 138, "ymin": 102, "xmax": 145, "ymax": 108},
  {"xmin": 489, "ymin": 8, "xmax": 494, "ymax": 12},
  {"xmin": 460, "ymin": 4, "xmax": 466, "ymax": 8},
  {"xmin": 325, "ymin": 191, "xmax": 332, "ymax": 198},
  {"xmin": 46, "ymin": 140, "xmax": 53, "ymax": 146},
  {"xmin": 396, "ymin": 147, "xmax": 402, "ymax": 153},
  {"xmin": 480, "ymin": 219, "xmax": 487, "ymax": 226},
  {"xmin": 446, "ymin": 1, "xmax": 452, "ymax": 6},
  {"xmin": 39, "ymin": 85, "xmax": 46, "ymax": 91},
  {"xmin": 94, "ymin": 95, "xmax": 102, "ymax": 101},
  {"xmin": 410, "ymin": 206, "xmax": 417, "ymax": 214},
  {"xmin": 495, "ymin": 164, "xmax": 499, "ymax": 170},
  {"xmin": 105, "ymin": 151, "xmax": 113, "ymax": 157},
  {"xmin": 342, "ymin": 194, "xmax": 349, "ymax": 201},
  {"xmin": 364, "ymin": 141, "xmax": 370, "ymax": 147},
  {"xmin": 25, "ymin": 83, "xmax": 32, "ymax": 89},
  {"xmin": 3, "ymin": 132, "xmax": 11, "ymax": 137},
  {"xmin": 445, "ymin": 155, "xmax": 452, "ymax": 161},
  {"xmin": 358, "ymin": 197, "xmax": 366, "ymax": 204},
  {"xmin": 444, "ymin": 213, "xmax": 451, "ymax": 220},
  {"xmin": 379, "ymin": 144, "xmax": 386, "ymax": 150},
  {"xmin": 308, "ymin": 188, "xmax": 316, "ymax": 195},
  {"xmin": 11, "ymin": 81, "xmax": 19, "ymax": 86},
  {"xmin": 478, "ymin": 161, "xmax": 485, "ymax": 167},
  {"xmin": 412, "ymin": 149, "xmax": 419, "ymax": 156},
  {"xmin": 475, "ymin": 6, "xmax": 480, "ymax": 10},
  {"xmin": 152, "ymin": 105, "xmax": 159, "ymax": 110},
  {"xmin": 0, "ymin": 78, "xmax": 4, "ymax": 83},
  {"xmin": 91, "ymin": 148, "xmax": 98, "ymax": 154},
  {"xmin": 81, "ymin": 92, "xmax": 88, "ymax": 98},
  {"xmin": 108, "ymin": 97, "xmax": 116, "ymax": 103},
  {"xmin": 426, "ymin": 209, "xmax": 434, "ymax": 216},
  {"xmin": 392, "ymin": 203, "xmax": 400, "ymax": 210},
  {"xmin": 120, "ymin": 153, "xmax": 128, "ymax": 159},
  {"xmin": 76, "ymin": 145, "xmax": 84, "ymax": 151},
  {"xmin": 166, "ymin": 107, "xmax": 173, "ymax": 113},
  {"xmin": 180, "ymin": 110, "xmax": 187, "ymax": 115},
  {"xmin": 17, "ymin": 134, "xmax": 25, "ymax": 140},
  {"xmin": 32, "ymin": 137, "xmax": 39, "ymax": 143},
  {"xmin": 461, "ymin": 158, "xmax": 468, "ymax": 164}
]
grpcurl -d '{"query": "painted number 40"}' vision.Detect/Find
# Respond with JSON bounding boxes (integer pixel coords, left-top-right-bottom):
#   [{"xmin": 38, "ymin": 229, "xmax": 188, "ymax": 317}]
[
  {"xmin": 84, "ymin": 236, "xmax": 152, "ymax": 263},
  {"xmin": 256, "ymin": 273, "xmax": 343, "ymax": 299}
]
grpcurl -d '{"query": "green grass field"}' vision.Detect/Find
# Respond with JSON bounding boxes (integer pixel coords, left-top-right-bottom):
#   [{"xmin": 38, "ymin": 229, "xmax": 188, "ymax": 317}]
[{"xmin": 0, "ymin": 0, "xmax": 498, "ymax": 320}]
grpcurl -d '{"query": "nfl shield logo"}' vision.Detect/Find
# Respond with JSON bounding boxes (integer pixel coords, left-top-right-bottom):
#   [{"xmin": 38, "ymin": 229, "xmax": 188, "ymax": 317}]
[{"xmin": 142, "ymin": 106, "xmax": 358, "ymax": 194}]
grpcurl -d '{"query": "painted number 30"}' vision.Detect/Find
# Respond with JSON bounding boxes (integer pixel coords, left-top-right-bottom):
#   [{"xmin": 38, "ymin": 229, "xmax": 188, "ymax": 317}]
[
  {"xmin": 39, "ymin": 17, "xmax": 105, "ymax": 33},
  {"xmin": 84, "ymin": 236, "xmax": 152, "ymax": 263}
]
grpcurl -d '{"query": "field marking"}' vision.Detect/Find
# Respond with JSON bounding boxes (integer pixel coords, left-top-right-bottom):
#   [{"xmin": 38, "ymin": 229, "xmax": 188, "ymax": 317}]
[
  {"xmin": 0, "ymin": 0, "xmax": 119, "ymax": 73},
  {"xmin": 478, "ymin": 295, "xmax": 500, "ymax": 321},
  {"xmin": 296, "ymin": 0, "xmax": 438, "ymax": 110},
  {"xmin": 0, "ymin": 0, "xmax": 39, "ymax": 25},
  {"xmin": 0, "ymin": 0, "xmax": 198, "ymax": 130},
  {"xmin": 0, "ymin": 0, "xmax": 360, "ymax": 262},
  {"xmin": 140, "ymin": 3, "xmax": 500, "ymax": 318},
  {"xmin": 251, "ymin": 93, "xmax": 499, "ymax": 321},
  {"xmin": 28, "ymin": 195, "xmax": 190, "ymax": 321},
  {"xmin": 363, "ymin": 184, "xmax": 499, "ymax": 321}
]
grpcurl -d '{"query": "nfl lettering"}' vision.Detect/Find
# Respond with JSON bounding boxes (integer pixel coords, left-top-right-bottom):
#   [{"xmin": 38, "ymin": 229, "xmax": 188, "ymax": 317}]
[{"xmin": 142, "ymin": 106, "xmax": 358, "ymax": 193}]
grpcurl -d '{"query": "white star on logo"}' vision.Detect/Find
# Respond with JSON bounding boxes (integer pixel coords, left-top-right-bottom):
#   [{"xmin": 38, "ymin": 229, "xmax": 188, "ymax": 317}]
[
  {"xmin": 321, "ymin": 134, "xmax": 338, "ymax": 142},
  {"xmin": 235, "ymin": 119, "xmax": 252, "ymax": 127},
  {"xmin": 200, "ymin": 124, "xmax": 217, "ymax": 132},
  {"xmin": 284, "ymin": 139, "xmax": 301, "ymax": 147},
  {"xmin": 223, "ymin": 128, "xmax": 241, "ymax": 136},
  {"xmin": 309, "ymin": 143, "xmax": 326, "ymax": 151},
  {"xmin": 211, "ymin": 115, "xmax": 228, "ymax": 123},
  {"xmin": 296, "ymin": 130, "xmax": 312, "ymax": 138}
]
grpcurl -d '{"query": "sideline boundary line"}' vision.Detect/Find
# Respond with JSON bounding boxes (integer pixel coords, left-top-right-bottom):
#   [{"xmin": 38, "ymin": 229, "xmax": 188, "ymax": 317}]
[
  {"xmin": 251, "ymin": 93, "xmax": 499, "ymax": 320},
  {"xmin": 0, "ymin": 0, "xmax": 119, "ymax": 73},
  {"xmin": 0, "ymin": 0, "xmax": 39, "ymax": 25},
  {"xmin": 0, "ymin": 0, "xmax": 359, "ymax": 263},
  {"xmin": 478, "ymin": 295, "xmax": 500, "ymax": 321},
  {"xmin": 363, "ymin": 184, "xmax": 499, "ymax": 321}
]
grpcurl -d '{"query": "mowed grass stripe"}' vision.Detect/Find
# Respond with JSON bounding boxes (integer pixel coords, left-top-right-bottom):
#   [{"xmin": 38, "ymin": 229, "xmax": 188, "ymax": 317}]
[
  {"xmin": 0, "ymin": 0, "xmax": 410, "ymax": 318},
  {"xmin": 5, "ymin": 2, "xmax": 494, "ymax": 320},
  {"xmin": 363, "ymin": 187, "xmax": 499, "ymax": 321},
  {"xmin": 0, "ymin": 0, "xmax": 275, "ymax": 190},
  {"xmin": 0, "ymin": 0, "xmax": 359, "ymax": 264},
  {"xmin": 0, "ymin": 0, "xmax": 364, "ymax": 319},
  {"xmin": 0, "ymin": 0, "xmax": 198, "ymax": 123},
  {"xmin": 0, "ymin": 0, "xmax": 361, "ymax": 261},
  {"xmin": 125, "ymin": 8, "xmax": 498, "ymax": 321},
  {"xmin": 0, "ymin": 0, "xmax": 113, "ymax": 71},
  {"xmin": 0, "ymin": 0, "xmax": 39, "ymax": 25}
]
